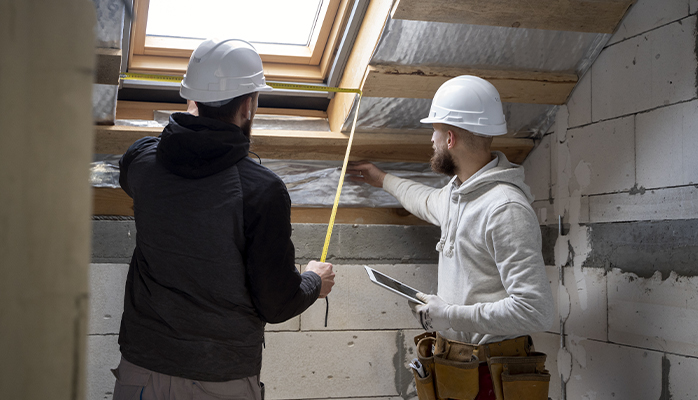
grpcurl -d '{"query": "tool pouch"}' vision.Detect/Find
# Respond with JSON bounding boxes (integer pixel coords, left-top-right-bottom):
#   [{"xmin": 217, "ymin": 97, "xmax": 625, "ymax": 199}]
[
  {"xmin": 488, "ymin": 352, "xmax": 549, "ymax": 400},
  {"xmin": 414, "ymin": 334, "xmax": 438, "ymax": 400},
  {"xmin": 412, "ymin": 368, "xmax": 437, "ymax": 400},
  {"xmin": 433, "ymin": 354, "xmax": 479, "ymax": 400}
]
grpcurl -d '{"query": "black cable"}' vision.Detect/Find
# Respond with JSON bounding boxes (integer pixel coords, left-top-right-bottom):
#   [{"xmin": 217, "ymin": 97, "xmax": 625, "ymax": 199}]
[
  {"xmin": 249, "ymin": 151, "xmax": 262, "ymax": 164},
  {"xmin": 324, "ymin": 297, "xmax": 329, "ymax": 327}
]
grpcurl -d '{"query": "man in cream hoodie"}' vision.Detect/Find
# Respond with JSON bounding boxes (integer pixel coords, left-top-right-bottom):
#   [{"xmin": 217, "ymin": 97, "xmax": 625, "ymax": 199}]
[{"xmin": 348, "ymin": 76, "xmax": 554, "ymax": 399}]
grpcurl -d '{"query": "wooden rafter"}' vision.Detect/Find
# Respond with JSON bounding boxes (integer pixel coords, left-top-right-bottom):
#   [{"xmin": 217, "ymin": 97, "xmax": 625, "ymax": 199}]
[
  {"xmin": 94, "ymin": 125, "xmax": 534, "ymax": 164},
  {"xmin": 95, "ymin": 48, "xmax": 122, "ymax": 85},
  {"xmin": 363, "ymin": 65, "xmax": 578, "ymax": 105},
  {"xmin": 390, "ymin": 0, "xmax": 636, "ymax": 34},
  {"xmin": 93, "ymin": 187, "xmax": 430, "ymax": 224},
  {"xmin": 115, "ymin": 101, "xmax": 328, "ymax": 121}
]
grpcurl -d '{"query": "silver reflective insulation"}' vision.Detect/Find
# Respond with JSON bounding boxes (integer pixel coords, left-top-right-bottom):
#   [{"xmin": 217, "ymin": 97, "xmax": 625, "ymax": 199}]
[
  {"xmin": 93, "ymin": 0, "xmax": 125, "ymax": 49},
  {"xmin": 92, "ymin": 0, "xmax": 124, "ymax": 124},
  {"xmin": 91, "ymin": 157, "xmax": 449, "ymax": 207},
  {"xmin": 346, "ymin": 18, "xmax": 612, "ymax": 138}
]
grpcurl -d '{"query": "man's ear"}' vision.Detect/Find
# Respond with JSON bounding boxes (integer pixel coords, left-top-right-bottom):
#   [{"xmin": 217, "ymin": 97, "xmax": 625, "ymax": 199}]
[
  {"xmin": 240, "ymin": 96, "xmax": 253, "ymax": 120},
  {"xmin": 446, "ymin": 129, "xmax": 456, "ymax": 150}
]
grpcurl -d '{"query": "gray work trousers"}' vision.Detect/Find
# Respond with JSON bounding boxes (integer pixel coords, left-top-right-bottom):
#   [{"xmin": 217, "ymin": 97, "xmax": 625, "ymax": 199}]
[{"xmin": 112, "ymin": 357, "xmax": 263, "ymax": 400}]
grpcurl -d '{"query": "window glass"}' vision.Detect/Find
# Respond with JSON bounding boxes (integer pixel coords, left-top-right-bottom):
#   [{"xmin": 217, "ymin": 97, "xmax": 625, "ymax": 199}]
[{"xmin": 146, "ymin": 0, "xmax": 323, "ymax": 46}]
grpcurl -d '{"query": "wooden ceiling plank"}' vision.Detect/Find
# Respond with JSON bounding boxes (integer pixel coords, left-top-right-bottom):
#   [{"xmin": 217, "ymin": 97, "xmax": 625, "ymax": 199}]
[
  {"xmin": 93, "ymin": 187, "xmax": 429, "ymax": 224},
  {"xmin": 94, "ymin": 125, "xmax": 533, "ymax": 164},
  {"xmin": 363, "ymin": 65, "xmax": 578, "ymax": 105},
  {"xmin": 391, "ymin": 0, "xmax": 636, "ymax": 34}
]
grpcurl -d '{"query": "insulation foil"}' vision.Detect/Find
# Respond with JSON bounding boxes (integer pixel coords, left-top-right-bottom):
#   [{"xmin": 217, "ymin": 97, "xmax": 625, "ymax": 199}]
[
  {"xmin": 373, "ymin": 19, "xmax": 611, "ymax": 74},
  {"xmin": 91, "ymin": 158, "xmax": 448, "ymax": 208},
  {"xmin": 93, "ymin": 0, "xmax": 125, "ymax": 49},
  {"xmin": 345, "ymin": 97, "xmax": 559, "ymax": 138},
  {"xmin": 93, "ymin": 84, "xmax": 119, "ymax": 125}
]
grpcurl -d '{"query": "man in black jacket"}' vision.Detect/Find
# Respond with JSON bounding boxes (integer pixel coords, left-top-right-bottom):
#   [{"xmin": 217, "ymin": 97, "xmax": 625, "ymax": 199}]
[{"xmin": 112, "ymin": 38, "xmax": 335, "ymax": 400}]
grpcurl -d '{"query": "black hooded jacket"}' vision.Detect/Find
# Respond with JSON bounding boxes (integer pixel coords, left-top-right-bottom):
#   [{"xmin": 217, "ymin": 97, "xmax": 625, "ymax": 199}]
[{"xmin": 118, "ymin": 113, "xmax": 321, "ymax": 381}]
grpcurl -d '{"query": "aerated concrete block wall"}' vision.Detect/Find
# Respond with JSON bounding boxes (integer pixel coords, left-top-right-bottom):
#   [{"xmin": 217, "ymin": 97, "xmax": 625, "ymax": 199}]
[
  {"xmin": 88, "ymin": 221, "xmax": 446, "ymax": 400},
  {"xmin": 521, "ymin": 0, "xmax": 698, "ymax": 398}
]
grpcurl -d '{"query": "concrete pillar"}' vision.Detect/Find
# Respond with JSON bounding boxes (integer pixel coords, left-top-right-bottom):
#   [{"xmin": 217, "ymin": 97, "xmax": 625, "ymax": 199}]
[{"xmin": 0, "ymin": 1, "xmax": 96, "ymax": 399}]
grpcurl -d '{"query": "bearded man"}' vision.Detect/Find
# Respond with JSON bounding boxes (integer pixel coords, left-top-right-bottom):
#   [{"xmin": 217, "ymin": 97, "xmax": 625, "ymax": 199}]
[{"xmin": 347, "ymin": 75, "xmax": 553, "ymax": 400}]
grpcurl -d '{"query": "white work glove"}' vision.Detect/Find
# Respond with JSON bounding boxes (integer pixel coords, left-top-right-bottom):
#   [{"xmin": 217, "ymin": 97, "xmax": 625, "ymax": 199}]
[{"xmin": 409, "ymin": 293, "xmax": 452, "ymax": 332}]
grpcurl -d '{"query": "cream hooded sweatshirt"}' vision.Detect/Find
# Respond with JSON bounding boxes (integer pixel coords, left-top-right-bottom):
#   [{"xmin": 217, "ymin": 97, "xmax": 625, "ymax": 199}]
[{"xmin": 383, "ymin": 151, "xmax": 554, "ymax": 344}]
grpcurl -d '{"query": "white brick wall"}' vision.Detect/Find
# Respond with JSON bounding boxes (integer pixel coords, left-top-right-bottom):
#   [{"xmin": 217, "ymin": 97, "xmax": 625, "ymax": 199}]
[
  {"xmin": 566, "ymin": 339, "xmax": 663, "ymax": 400},
  {"xmin": 567, "ymin": 116, "xmax": 636, "ymax": 195},
  {"xmin": 608, "ymin": 269, "xmax": 698, "ymax": 357},
  {"xmin": 591, "ymin": 17, "xmax": 697, "ymax": 121},
  {"xmin": 636, "ymin": 99, "xmax": 698, "ymax": 188},
  {"xmin": 544, "ymin": 0, "xmax": 698, "ymax": 398},
  {"xmin": 607, "ymin": 0, "xmax": 692, "ymax": 45}
]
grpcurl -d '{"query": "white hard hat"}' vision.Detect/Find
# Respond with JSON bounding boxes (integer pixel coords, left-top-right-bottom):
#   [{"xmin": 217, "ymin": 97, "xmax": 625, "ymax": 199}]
[
  {"xmin": 420, "ymin": 75, "xmax": 507, "ymax": 136},
  {"xmin": 180, "ymin": 38, "xmax": 273, "ymax": 104}
]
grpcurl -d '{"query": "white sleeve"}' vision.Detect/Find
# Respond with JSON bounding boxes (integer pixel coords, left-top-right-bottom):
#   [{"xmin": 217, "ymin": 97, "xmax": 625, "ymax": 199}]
[
  {"xmin": 383, "ymin": 174, "xmax": 448, "ymax": 226},
  {"xmin": 446, "ymin": 202, "xmax": 555, "ymax": 335}
]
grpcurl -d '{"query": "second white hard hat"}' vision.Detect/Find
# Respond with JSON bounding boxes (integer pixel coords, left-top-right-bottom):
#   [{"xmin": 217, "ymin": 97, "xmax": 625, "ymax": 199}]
[
  {"xmin": 420, "ymin": 75, "xmax": 507, "ymax": 136},
  {"xmin": 180, "ymin": 38, "xmax": 273, "ymax": 104}
]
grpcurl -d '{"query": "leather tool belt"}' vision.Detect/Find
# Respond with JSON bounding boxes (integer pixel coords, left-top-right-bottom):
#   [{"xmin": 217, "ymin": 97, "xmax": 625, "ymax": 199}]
[{"xmin": 412, "ymin": 332, "xmax": 550, "ymax": 400}]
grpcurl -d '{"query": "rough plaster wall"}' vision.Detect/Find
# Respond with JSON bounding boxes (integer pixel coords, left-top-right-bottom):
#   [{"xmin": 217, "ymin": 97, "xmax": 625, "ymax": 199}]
[
  {"xmin": 87, "ymin": 221, "xmax": 441, "ymax": 400},
  {"xmin": 521, "ymin": 0, "xmax": 698, "ymax": 398}
]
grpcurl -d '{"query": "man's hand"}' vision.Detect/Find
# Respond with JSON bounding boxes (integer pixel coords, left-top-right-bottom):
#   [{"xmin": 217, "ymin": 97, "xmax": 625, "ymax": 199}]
[
  {"xmin": 409, "ymin": 293, "xmax": 452, "ymax": 332},
  {"xmin": 347, "ymin": 161, "xmax": 387, "ymax": 188},
  {"xmin": 305, "ymin": 261, "xmax": 335, "ymax": 298}
]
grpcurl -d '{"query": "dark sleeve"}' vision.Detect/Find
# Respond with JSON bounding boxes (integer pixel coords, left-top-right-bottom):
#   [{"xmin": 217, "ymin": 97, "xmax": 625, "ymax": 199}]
[
  {"xmin": 243, "ymin": 172, "xmax": 322, "ymax": 323},
  {"xmin": 118, "ymin": 136, "xmax": 160, "ymax": 197}
]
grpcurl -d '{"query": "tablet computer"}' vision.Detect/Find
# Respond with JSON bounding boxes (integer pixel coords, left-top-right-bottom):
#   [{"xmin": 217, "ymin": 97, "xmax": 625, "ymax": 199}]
[{"xmin": 364, "ymin": 265, "xmax": 425, "ymax": 304}]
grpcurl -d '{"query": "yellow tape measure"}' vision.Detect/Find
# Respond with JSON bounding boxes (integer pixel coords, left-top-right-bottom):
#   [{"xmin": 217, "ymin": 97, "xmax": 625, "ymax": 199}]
[{"xmin": 120, "ymin": 72, "xmax": 361, "ymax": 265}]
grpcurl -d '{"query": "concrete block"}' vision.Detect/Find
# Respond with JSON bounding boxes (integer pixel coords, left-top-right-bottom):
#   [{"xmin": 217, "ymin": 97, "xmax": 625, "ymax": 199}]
[
  {"xmin": 608, "ymin": 0, "xmax": 691, "ymax": 45},
  {"xmin": 562, "ymin": 266, "xmax": 607, "ymax": 341},
  {"xmin": 589, "ymin": 185, "xmax": 698, "ymax": 222},
  {"xmin": 567, "ymin": 116, "xmax": 635, "ymax": 195},
  {"xmin": 89, "ymin": 263, "xmax": 129, "ymax": 335},
  {"xmin": 292, "ymin": 224, "xmax": 440, "ymax": 264},
  {"xmin": 261, "ymin": 331, "xmax": 400, "ymax": 399},
  {"xmin": 608, "ymin": 269, "xmax": 698, "ymax": 357},
  {"xmin": 692, "ymin": 0, "xmax": 698, "ymax": 14},
  {"xmin": 547, "ymin": 265, "xmax": 561, "ymax": 335},
  {"xmin": 636, "ymin": 100, "xmax": 698, "ymax": 188},
  {"xmin": 401, "ymin": 328, "xmax": 426, "ymax": 400},
  {"xmin": 667, "ymin": 353, "xmax": 698, "ymax": 400},
  {"xmin": 86, "ymin": 334, "xmax": 120, "ymax": 400},
  {"xmin": 523, "ymin": 134, "xmax": 551, "ymax": 204},
  {"xmin": 583, "ymin": 219, "xmax": 698, "ymax": 278},
  {"xmin": 302, "ymin": 264, "xmax": 437, "ymax": 331},
  {"xmin": 592, "ymin": 17, "xmax": 697, "ymax": 121},
  {"xmin": 92, "ymin": 219, "xmax": 136, "ymax": 263},
  {"xmin": 566, "ymin": 70, "xmax": 592, "ymax": 128},
  {"xmin": 529, "ymin": 332, "xmax": 562, "ymax": 400},
  {"xmin": 267, "ymin": 316, "xmax": 300, "ymax": 332},
  {"xmin": 565, "ymin": 339, "xmax": 663, "ymax": 399},
  {"xmin": 532, "ymin": 200, "xmax": 554, "ymax": 226}
]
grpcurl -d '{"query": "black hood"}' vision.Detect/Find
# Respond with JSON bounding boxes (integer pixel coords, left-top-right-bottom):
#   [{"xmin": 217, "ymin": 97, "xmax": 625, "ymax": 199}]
[{"xmin": 156, "ymin": 112, "xmax": 250, "ymax": 179}]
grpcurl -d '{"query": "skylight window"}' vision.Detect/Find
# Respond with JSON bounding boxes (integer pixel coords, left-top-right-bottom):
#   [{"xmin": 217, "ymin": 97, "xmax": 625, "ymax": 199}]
[
  {"xmin": 145, "ymin": 0, "xmax": 323, "ymax": 46},
  {"xmin": 127, "ymin": 0, "xmax": 349, "ymax": 82}
]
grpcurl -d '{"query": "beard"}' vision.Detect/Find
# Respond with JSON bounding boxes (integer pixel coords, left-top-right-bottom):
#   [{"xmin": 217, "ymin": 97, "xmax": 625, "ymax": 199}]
[
  {"xmin": 430, "ymin": 145, "xmax": 457, "ymax": 177},
  {"xmin": 240, "ymin": 118, "xmax": 252, "ymax": 140}
]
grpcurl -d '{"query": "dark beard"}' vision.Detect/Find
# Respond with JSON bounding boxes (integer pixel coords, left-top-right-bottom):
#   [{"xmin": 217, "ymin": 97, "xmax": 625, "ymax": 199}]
[
  {"xmin": 430, "ymin": 146, "xmax": 457, "ymax": 176},
  {"xmin": 241, "ymin": 118, "xmax": 252, "ymax": 140}
]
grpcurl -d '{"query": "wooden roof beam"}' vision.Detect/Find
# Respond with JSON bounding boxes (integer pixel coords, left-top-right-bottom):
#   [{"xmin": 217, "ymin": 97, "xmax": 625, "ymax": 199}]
[
  {"xmin": 95, "ymin": 125, "xmax": 534, "ymax": 164},
  {"xmin": 390, "ymin": 0, "xmax": 636, "ymax": 34},
  {"xmin": 363, "ymin": 65, "xmax": 578, "ymax": 105}
]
